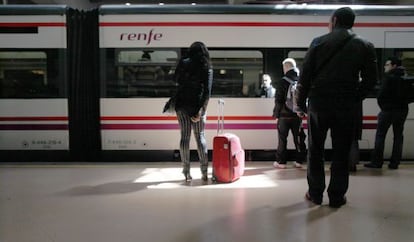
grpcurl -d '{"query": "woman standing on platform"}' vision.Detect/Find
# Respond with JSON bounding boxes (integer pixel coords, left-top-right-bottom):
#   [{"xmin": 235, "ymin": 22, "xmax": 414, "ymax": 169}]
[{"xmin": 174, "ymin": 41, "xmax": 213, "ymax": 182}]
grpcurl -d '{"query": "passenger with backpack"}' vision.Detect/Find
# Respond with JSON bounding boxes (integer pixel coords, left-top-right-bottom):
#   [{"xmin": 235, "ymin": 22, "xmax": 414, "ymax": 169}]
[{"xmin": 272, "ymin": 58, "xmax": 305, "ymax": 169}]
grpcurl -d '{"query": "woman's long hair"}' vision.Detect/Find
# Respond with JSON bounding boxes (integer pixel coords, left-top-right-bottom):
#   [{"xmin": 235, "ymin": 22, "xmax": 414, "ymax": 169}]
[{"xmin": 188, "ymin": 41, "xmax": 212, "ymax": 69}]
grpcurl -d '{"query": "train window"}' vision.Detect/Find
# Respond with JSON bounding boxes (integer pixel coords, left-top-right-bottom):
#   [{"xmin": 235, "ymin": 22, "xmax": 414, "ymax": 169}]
[
  {"xmin": 209, "ymin": 50, "xmax": 263, "ymax": 97},
  {"xmin": 380, "ymin": 49, "xmax": 414, "ymax": 76},
  {"xmin": 102, "ymin": 49, "xmax": 264, "ymax": 98},
  {"xmin": 401, "ymin": 51, "xmax": 414, "ymax": 75},
  {"xmin": 369, "ymin": 49, "xmax": 414, "ymax": 97},
  {"xmin": 287, "ymin": 50, "xmax": 306, "ymax": 70},
  {"xmin": 103, "ymin": 49, "xmax": 178, "ymax": 97},
  {"xmin": 0, "ymin": 50, "xmax": 65, "ymax": 98}
]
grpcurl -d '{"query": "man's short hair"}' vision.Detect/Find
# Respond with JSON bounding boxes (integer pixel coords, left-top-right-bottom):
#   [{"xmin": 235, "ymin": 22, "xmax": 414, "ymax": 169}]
[
  {"xmin": 282, "ymin": 58, "xmax": 296, "ymax": 68},
  {"xmin": 332, "ymin": 7, "xmax": 355, "ymax": 29},
  {"xmin": 262, "ymin": 74, "xmax": 272, "ymax": 83},
  {"xmin": 387, "ymin": 56, "xmax": 402, "ymax": 66}
]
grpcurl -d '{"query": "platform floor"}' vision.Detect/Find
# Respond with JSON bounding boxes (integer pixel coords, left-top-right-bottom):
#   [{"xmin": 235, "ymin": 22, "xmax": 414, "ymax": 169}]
[{"xmin": 1, "ymin": 161, "xmax": 413, "ymax": 242}]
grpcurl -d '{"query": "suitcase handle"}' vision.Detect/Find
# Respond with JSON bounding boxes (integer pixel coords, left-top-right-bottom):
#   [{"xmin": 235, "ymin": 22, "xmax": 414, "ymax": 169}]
[{"xmin": 217, "ymin": 99, "xmax": 225, "ymax": 135}]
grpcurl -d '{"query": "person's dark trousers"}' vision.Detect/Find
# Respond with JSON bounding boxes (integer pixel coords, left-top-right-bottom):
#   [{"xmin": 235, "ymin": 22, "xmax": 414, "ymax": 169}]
[
  {"xmin": 371, "ymin": 109, "xmax": 408, "ymax": 166},
  {"xmin": 348, "ymin": 140, "xmax": 359, "ymax": 171},
  {"xmin": 276, "ymin": 116, "xmax": 302, "ymax": 164},
  {"xmin": 307, "ymin": 98, "xmax": 355, "ymax": 202}
]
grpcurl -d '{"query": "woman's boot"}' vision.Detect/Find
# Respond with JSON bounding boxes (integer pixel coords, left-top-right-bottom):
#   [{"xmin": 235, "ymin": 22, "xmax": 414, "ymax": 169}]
[
  {"xmin": 201, "ymin": 164, "xmax": 208, "ymax": 182},
  {"xmin": 183, "ymin": 163, "xmax": 192, "ymax": 182}
]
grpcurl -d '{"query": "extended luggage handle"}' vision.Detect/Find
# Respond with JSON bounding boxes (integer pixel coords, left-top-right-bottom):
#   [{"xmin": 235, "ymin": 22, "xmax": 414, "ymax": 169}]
[{"xmin": 217, "ymin": 99, "xmax": 225, "ymax": 135}]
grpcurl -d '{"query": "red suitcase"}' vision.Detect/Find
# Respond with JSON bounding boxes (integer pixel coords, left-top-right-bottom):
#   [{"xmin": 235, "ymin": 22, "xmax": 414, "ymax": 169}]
[{"xmin": 212, "ymin": 99, "xmax": 245, "ymax": 183}]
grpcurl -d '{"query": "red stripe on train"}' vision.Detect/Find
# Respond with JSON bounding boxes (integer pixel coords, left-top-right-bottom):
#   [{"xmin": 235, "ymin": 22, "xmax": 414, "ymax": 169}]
[
  {"xmin": 100, "ymin": 116, "xmax": 275, "ymax": 121},
  {"xmin": 100, "ymin": 22, "xmax": 326, "ymax": 27},
  {"xmin": 0, "ymin": 117, "xmax": 68, "ymax": 121},
  {"xmin": 0, "ymin": 123, "xmax": 377, "ymax": 131},
  {"xmin": 0, "ymin": 116, "xmax": 376, "ymax": 122},
  {"xmin": 0, "ymin": 22, "xmax": 66, "ymax": 27},
  {"xmin": 99, "ymin": 22, "xmax": 414, "ymax": 28},
  {"xmin": 100, "ymin": 116, "xmax": 376, "ymax": 121},
  {"xmin": 0, "ymin": 124, "xmax": 68, "ymax": 130},
  {"xmin": 100, "ymin": 123, "xmax": 377, "ymax": 130}
]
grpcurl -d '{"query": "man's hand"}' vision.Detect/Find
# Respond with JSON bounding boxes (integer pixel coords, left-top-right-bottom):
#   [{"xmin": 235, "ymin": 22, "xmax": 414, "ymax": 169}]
[
  {"xmin": 293, "ymin": 105, "xmax": 306, "ymax": 118},
  {"xmin": 296, "ymin": 111, "xmax": 305, "ymax": 118}
]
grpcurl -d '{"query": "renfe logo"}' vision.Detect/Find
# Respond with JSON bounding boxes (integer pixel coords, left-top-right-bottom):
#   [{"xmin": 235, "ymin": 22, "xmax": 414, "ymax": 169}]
[{"xmin": 119, "ymin": 29, "xmax": 163, "ymax": 45}]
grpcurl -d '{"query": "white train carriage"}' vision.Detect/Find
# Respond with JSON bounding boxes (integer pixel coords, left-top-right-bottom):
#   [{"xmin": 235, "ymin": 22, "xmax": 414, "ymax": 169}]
[
  {"xmin": 1, "ymin": 4, "xmax": 413, "ymax": 161},
  {"xmin": 0, "ymin": 6, "xmax": 69, "ymax": 151},
  {"xmin": 98, "ymin": 4, "xmax": 414, "ymax": 159}
]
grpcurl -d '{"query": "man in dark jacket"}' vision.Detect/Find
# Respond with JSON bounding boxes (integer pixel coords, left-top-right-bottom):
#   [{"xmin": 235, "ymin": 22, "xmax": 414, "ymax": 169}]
[
  {"xmin": 272, "ymin": 58, "xmax": 304, "ymax": 169},
  {"xmin": 294, "ymin": 7, "xmax": 378, "ymax": 208},
  {"xmin": 365, "ymin": 57, "xmax": 409, "ymax": 170}
]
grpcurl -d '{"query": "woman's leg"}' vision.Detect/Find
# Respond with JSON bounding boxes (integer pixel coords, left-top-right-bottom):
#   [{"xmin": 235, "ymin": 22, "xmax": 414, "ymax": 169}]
[
  {"xmin": 193, "ymin": 114, "xmax": 208, "ymax": 180},
  {"xmin": 177, "ymin": 111, "xmax": 192, "ymax": 179}
]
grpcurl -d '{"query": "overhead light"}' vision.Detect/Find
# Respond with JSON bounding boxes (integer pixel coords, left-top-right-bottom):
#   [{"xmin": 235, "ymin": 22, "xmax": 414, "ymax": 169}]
[{"xmin": 125, "ymin": 3, "xmax": 131, "ymax": 6}]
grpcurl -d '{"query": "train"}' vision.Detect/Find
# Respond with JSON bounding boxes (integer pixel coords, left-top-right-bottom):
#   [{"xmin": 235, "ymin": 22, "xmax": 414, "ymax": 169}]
[{"xmin": 0, "ymin": 4, "xmax": 413, "ymax": 162}]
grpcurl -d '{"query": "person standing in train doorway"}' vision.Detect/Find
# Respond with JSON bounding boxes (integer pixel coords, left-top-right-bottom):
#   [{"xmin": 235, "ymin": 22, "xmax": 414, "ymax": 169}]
[
  {"xmin": 365, "ymin": 57, "xmax": 409, "ymax": 170},
  {"xmin": 272, "ymin": 58, "xmax": 305, "ymax": 169},
  {"xmin": 174, "ymin": 41, "xmax": 213, "ymax": 182},
  {"xmin": 294, "ymin": 7, "xmax": 378, "ymax": 208}
]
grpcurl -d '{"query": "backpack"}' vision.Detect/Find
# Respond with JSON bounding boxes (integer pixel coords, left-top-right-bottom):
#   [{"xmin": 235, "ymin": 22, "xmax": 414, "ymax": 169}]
[{"xmin": 283, "ymin": 76, "xmax": 297, "ymax": 111}]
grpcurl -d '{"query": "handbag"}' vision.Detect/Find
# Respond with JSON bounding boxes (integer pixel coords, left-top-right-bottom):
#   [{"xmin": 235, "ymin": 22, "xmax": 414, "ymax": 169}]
[
  {"xmin": 162, "ymin": 95, "xmax": 176, "ymax": 114},
  {"xmin": 298, "ymin": 123, "xmax": 307, "ymax": 153}
]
